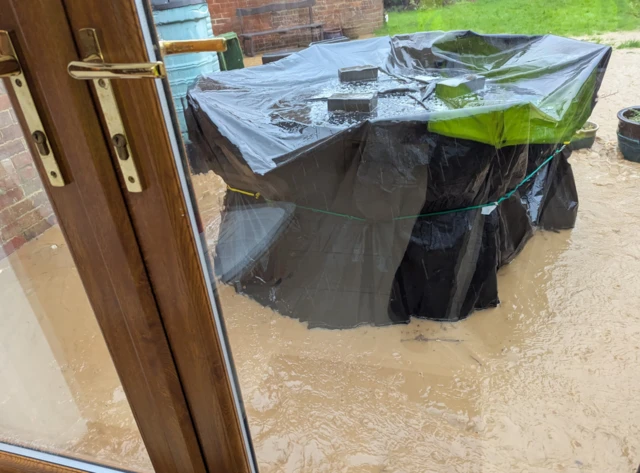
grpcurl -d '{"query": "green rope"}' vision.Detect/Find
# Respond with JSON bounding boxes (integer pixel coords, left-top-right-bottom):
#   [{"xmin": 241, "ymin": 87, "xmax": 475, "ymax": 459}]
[
  {"xmin": 396, "ymin": 144, "xmax": 566, "ymax": 220},
  {"xmin": 276, "ymin": 202, "xmax": 368, "ymax": 221},
  {"xmin": 229, "ymin": 145, "xmax": 566, "ymax": 222}
]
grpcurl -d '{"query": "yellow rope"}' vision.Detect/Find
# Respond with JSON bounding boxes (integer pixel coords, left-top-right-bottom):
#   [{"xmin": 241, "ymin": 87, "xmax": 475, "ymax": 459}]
[{"xmin": 227, "ymin": 185, "xmax": 260, "ymax": 199}]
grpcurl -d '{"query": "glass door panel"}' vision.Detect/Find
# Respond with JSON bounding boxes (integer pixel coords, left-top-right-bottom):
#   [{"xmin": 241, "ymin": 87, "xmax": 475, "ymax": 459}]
[
  {"xmin": 85, "ymin": 1, "xmax": 640, "ymax": 471},
  {"xmin": 0, "ymin": 73, "xmax": 152, "ymax": 473}
]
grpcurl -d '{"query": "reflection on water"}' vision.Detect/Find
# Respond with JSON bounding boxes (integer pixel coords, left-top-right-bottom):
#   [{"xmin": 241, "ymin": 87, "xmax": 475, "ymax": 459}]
[{"xmin": 193, "ymin": 139, "xmax": 640, "ymax": 473}]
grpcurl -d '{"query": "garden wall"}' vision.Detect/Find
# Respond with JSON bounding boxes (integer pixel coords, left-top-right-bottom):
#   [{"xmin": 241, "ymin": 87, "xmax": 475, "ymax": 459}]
[
  {"xmin": 208, "ymin": 0, "xmax": 384, "ymax": 53},
  {"xmin": 0, "ymin": 82, "xmax": 56, "ymax": 260}
]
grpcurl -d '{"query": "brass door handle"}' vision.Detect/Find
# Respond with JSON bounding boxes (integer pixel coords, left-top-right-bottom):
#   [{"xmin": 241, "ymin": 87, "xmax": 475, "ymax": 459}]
[
  {"xmin": 66, "ymin": 29, "xmax": 227, "ymax": 193},
  {"xmin": 67, "ymin": 38, "xmax": 226, "ymax": 80},
  {"xmin": 0, "ymin": 31, "xmax": 66, "ymax": 187},
  {"xmin": 67, "ymin": 28, "xmax": 144, "ymax": 193},
  {"xmin": 68, "ymin": 61, "xmax": 166, "ymax": 80}
]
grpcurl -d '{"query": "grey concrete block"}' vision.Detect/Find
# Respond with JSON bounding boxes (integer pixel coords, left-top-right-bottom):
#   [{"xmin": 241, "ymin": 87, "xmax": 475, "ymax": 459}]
[
  {"xmin": 338, "ymin": 65, "xmax": 378, "ymax": 82},
  {"xmin": 327, "ymin": 93, "xmax": 378, "ymax": 113}
]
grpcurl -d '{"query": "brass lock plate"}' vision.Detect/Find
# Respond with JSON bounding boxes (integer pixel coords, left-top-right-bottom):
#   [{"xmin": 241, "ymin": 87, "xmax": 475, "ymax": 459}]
[
  {"xmin": 76, "ymin": 28, "xmax": 143, "ymax": 193},
  {"xmin": 0, "ymin": 31, "xmax": 66, "ymax": 187}
]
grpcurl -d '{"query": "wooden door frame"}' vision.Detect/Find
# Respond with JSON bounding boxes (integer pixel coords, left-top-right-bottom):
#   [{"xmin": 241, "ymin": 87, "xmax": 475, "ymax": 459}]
[
  {"xmin": 0, "ymin": 2, "xmax": 208, "ymax": 472},
  {"xmin": 61, "ymin": 1, "xmax": 253, "ymax": 473},
  {"xmin": 0, "ymin": 451, "xmax": 85, "ymax": 473}
]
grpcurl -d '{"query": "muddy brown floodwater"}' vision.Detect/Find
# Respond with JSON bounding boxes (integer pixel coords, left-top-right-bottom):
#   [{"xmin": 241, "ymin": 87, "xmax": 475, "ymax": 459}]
[
  {"xmin": 194, "ymin": 45, "xmax": 640, "ymax": 473},
  {"xmin": 2, "ymin": 44, "xmax": 639, "ymax": 473},
  {"xmin": 0, "ymin": 229, "xmax": 152, "ymax": 472},
  {"xmin": 195, "ymin": 137, "xmax": 640, "ymax": 473}
]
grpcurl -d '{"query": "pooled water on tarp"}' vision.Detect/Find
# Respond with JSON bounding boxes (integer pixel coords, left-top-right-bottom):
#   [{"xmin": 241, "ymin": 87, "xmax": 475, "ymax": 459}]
[
  {"xmin": 191, "ymin": 140, "xmax": 640, "ymax": 472},
  {"xmin": 268, "ymin": 75, "xmax": 430, "ymax": 131},
  {"xmin": 265, "ymin": 75, "xmax": 546, "ymax": 134}
]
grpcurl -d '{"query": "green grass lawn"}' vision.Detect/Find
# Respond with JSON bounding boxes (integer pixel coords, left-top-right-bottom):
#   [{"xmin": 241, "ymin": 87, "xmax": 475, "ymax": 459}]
[
  {"xmin": 380, "ymin": 0, "xmax": 640, "ymax": 37},
  {"xmin": 618, "ymin": 39, "xmax": 640, "ymax": 47}
]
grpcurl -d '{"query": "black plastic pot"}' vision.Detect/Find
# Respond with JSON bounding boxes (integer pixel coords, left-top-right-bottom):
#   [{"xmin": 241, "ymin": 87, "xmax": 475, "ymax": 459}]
[
  {"xmin": 618, "ymin": 106, "xmax": 640, "ymax": 163},
  {"xmin": 570, "ymin": 121, "xmax": 598, "ymax": 150}
]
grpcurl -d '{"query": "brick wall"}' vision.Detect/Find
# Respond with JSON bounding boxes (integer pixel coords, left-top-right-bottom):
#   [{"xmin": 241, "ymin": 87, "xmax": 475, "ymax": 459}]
[
  {"xmin": 208, "ymin": 0, "xmax": 383, "ymax": 54},
  {"xmin": 0, "ymin": 81, "xmax": 56, "ymax": 260}
]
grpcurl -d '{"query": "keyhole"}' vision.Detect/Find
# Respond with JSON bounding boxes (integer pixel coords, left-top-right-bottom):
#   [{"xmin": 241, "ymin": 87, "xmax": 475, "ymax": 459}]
[
  {"xmin": 32, "ymin": 131, "xmax": 50, "ymax": 156},
  {"xmin": 112, "ymin": 133, "xmax": 130, "ymax": 160}
]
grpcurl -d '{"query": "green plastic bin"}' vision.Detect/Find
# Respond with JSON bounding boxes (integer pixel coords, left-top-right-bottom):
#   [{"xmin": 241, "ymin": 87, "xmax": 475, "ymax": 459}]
[{"xmin": 217, "ymin": 32, "xmax": 245, "ymax": 71}]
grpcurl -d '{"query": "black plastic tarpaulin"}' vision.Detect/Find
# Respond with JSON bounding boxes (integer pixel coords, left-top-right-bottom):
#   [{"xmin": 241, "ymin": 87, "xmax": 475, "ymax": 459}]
[{"xmin": 186, "ymin": 31, "xmax": 611, "ymax": 328}]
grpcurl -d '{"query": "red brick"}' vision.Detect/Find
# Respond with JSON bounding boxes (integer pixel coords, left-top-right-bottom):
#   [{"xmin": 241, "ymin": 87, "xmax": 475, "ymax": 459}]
[
  {"xmin": 36, "ymin": 201, "xmax": 53, "ymax": 217},
  {"xmin": 29, "ymin": 190, "xmax": 49, "ymax": 208},
  {"xmin": 23, "ymin": 218, "xmax": 52, "ymax": 241},
  {"xmin": 0, "ymin": 159, "xmax": 16, "ymax": 179},
  {"xmin": 0, "ymin": 187, "xmax": 23, "ymax": 210},
  {"xmin": 18, "ymin": 163, "xmax": 38, "ymax": 182},
  {"xmin": 0, "ymin": 198, "xmax": 35, "ymax": 227},
  {"xmin": 0, "ymin": 170, "xmax": 19, "ymax": 186},
  {"xmin": 10, "ymin": 150, "xmax": 32, "ymax": 169},
  {"xmin": 0, "ymin": 173, "xmax": 21, "ymax": 192},
  {"xmin": 1, "ymin": 234, "xmax": 26, "ymax": 258},
  {"xmin": 21, "ymin": 177, "xmax": 43, "ymax": 196},
  {"xmin": 0, "ymin": 110, "xmax": 12, "ymax": 129},
  {"xmin": 0, "ymin": 124, "xmax": 25, "ymax": 142},
  {"xmin": 0, "ymin": 207, "xmax": 45, "ymax": 242},
  {"xmin": 2, "ymin": 222, "xmax": 21, "ymax": 242},
  {"xmin": 208, "ymin": 0, "xmax": 382, "ymax": 53},
  {"xmin": 0, "ymin": 94, "xmax": 11, "ymax": 111},
  {"xmin": 0, "ymin": 139, "xmax": 25, "ymax": 160}
]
